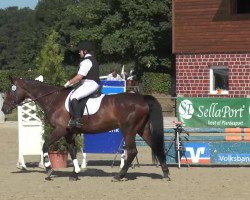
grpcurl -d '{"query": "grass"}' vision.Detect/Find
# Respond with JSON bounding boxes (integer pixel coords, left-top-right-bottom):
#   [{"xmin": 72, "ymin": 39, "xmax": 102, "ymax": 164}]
[{"xmin": 5, "ymin": 108, "xmax": 18, "ymax": 121}]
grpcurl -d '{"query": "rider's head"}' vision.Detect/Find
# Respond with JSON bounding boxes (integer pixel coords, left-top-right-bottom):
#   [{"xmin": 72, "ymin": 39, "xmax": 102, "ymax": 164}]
[
  {"xmin": 111, "ymin": 69, "xmax": 118, "ymax": 77},
  {"xmin": 77, "ymin": 41, "xmax": 94, "ymax": 58}
]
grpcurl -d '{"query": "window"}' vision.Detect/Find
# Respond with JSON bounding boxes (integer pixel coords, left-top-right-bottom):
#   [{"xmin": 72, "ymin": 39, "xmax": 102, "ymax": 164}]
[
  {"xmin": 231, "ymin": 0, "xmax": 250, "ymax": 14},
  {"xmin": 210, "ymin": 67, "xmax": 229, "ymax": 95}
]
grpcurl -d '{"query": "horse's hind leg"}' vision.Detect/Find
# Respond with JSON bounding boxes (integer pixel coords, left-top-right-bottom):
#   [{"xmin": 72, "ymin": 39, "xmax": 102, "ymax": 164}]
[
  {"xmin": 139, "ymin": 125, "xmax": 170, "ymax": 180},
  {"xmin": 65, "ymin": 134, "xmax": 80, "ymax": 181},
  {"xmin": 114, "ymin": 135, "xmax": 137, "ymax": 181}
]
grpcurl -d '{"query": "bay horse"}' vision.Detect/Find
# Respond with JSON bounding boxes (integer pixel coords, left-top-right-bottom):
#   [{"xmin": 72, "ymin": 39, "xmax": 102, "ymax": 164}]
[{"xmin": 1, "ymin": 77, "xmax": 170, "ymax": 181}]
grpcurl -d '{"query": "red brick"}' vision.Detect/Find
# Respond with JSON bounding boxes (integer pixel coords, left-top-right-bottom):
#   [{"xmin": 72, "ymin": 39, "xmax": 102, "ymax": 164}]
[{"xmin": 176, "ymin": 53, "xmax": 250, "ymax": 97}]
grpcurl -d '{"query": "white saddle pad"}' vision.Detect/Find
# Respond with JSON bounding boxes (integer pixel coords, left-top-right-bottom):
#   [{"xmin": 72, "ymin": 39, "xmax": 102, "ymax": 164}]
[{"xmin": 65, "ymin": 92, "xmax": 105, "ymax": 115}]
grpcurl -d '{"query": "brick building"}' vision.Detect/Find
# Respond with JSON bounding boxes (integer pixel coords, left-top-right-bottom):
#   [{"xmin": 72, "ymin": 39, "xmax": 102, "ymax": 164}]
[{"xmin": 173, "ymin": 0, "xmax": 250, "ymax": 97}]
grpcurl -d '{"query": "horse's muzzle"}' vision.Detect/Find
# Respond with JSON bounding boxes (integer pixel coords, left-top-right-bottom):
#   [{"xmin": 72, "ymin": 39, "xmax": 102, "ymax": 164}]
[{"xmin": 1, "ymin": 103, "xmax": 13, "ymax": 114}]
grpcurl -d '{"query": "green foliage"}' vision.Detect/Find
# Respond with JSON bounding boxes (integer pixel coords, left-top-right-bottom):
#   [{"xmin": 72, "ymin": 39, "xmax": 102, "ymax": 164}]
[
  {"xmin": 0, "ymin": 0, "xmax": 173, "ymax": 85},
  {"xmin": 41, "ymin": 116, "xmax": 68, "ymax": 153},
  {"xmin": 35, "ymin": 29, "xmax": 76, "ymax": 153},
  {"xmin": 0, "ymin": 70, "xmax": 38, "ymax": 92},
  {"xmin": 40, "ymin": 113, "xmax": 83, "ymax": 153},
  {"xmin": 67, "ymin": 0, "xmax": 172, "ymax": 72},
  {"xmin": 5, "ymin": 108, "xmax": 18, "ymax": 121},
  {"xmin": 142, "ymin": 72, "xmax": 171, "ymax": 94},
  {"xmin": 35, "ymin": 0, "xmax": 80, "ymax": 66},
  {"xmin": 99, "ymin": 62, "xmax": 134, "ymax": 77},
  {"xmin": 0, "ymin": 7, "xmax": 38, "ymax": 71},
  {"xmin": 36, "ymin": 30, "xmax": 65, "ymax": 84}
]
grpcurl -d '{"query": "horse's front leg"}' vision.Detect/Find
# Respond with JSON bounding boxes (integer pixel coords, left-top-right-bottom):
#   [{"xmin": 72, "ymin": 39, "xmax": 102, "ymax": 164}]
[
  {"xmin": 42, "ymin": 142, "xmax": 54, "ymax": 181},
  {"xmin": 42, "ymin": 127, "xmax": 67, "ymax": 181},
  {"xmin": 65, "ymin": 134, "xmax": 80, "ymax": 181}
]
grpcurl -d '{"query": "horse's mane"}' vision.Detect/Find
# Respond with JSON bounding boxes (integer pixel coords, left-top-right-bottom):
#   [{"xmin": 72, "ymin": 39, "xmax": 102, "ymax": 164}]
[{"xmin": 22, "ymin": 78, "xmax": 63, "ymax": 88}]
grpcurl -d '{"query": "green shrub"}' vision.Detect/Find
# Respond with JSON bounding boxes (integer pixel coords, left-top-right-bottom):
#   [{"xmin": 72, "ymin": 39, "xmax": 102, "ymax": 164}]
[
  {"xmin": 40, "ymin": 113, "xmax": 82, "ymax": 153},
  {"xmin": 0, "ymin": 70, "xmax": 38, "ymax": 92},
  {"xmin": 142, "ymin": 72, "xmax": 171, "ymax": 94}
]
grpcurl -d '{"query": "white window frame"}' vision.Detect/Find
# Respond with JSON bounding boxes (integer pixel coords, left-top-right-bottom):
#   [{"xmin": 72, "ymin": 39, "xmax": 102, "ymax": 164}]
[{"xmin": 209, "ymin": 66, "xmax": 229, "ymax": 95}]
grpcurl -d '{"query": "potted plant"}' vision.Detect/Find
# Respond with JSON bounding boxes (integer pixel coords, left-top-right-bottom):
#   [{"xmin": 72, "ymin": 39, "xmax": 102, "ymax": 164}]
[
  {"xmin": 216, "ymin": 88, "xmax": 222, "ymax": 94},
  {"xmin": 39, "ymin": 111, "xmax": 83, "ymax": 169},
  {"xmin": 42, "ymin": 119, "xmax": 69, "ymax": 168}
]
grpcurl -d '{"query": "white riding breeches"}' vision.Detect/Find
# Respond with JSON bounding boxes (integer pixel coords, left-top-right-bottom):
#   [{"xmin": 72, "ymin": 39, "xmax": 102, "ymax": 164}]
[{"xmin": 69, "ymin": 80, "xmax": 99, "ymax": 101}]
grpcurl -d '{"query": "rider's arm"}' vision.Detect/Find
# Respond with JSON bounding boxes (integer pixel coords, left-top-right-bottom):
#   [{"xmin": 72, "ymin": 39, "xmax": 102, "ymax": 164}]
[
  {"xmin": 64, "ymin": 74, "xmax": 84, "ymax": 87},
  {"xmin": 78, "ymin": 59, "xmax": 92, "ymax": 77},
  {"xmin": 68, "ymin": 74, "xmax": 84, "ymax": 85},
  {"xmin": 64, "ymin": 58, "xmax": 92, "ymax": 87}
]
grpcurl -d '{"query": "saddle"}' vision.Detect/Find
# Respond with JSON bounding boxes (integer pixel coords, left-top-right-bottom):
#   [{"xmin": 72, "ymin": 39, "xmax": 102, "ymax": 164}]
[{"xmin": 68, "ymin": 85, "xmax": 103, "ymax": 116}]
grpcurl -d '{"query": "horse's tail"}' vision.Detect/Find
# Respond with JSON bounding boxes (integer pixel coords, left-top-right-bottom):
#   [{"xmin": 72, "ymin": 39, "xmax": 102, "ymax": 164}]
[{"xmin": 143, "ymin": 95, "xmax": 165, "ymax": 164}]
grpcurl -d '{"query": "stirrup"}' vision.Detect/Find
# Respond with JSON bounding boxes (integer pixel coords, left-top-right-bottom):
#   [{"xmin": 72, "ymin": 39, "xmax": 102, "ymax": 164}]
[
  {"xmin": 68, "ymin": 119, "xmax": 82, "ymax": 128},
  {"xmin": 68, "ymin": 119, "xmax": 75, "ymax": 127},
  {"xmin": 74, "ymin": 121, "xmax": 82, "ymax": 128}
]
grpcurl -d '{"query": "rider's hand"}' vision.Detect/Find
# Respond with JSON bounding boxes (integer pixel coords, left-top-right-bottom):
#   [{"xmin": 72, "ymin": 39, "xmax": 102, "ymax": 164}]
[{"xmin": 64, "ymin": 81, "xmax": 72, "ymax": 88}]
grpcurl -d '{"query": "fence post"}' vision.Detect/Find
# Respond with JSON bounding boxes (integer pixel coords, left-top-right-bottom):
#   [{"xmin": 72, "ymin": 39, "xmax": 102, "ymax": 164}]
[{"xmin": 0, "ymin": 93, "xmax": 5, "ymax": 123}]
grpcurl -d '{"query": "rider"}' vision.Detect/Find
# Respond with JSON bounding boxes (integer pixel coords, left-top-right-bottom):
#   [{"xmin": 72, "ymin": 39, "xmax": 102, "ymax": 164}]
[
  {"xmin": 107, "ymin": 69, "xmax": 123, "ymax": 80},
  {"xmin": 64, "ymin": 41, "xmax": 100, "ymax": 128}
]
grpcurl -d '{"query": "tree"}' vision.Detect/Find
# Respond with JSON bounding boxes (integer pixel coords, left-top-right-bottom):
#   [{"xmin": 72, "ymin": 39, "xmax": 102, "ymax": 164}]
[
  {"xmin": 67, "ymin": 0, "xmax": 172, "ymax": 76},
  {"xmin": 35, "ymin": 30, "xmax": 70, "ymax": 153},
  {"xmin": 0, "ymin": 0, "xmax": 173, "ymax": 80},
  {"xmin": 35, "ymin": 0, "xmax": 79, "ymax": 66},
  {"xmin": 36, "ymin": 30, "xmax": 65, "ymax": 84},
  {"xmin": 0, "ymin": 7, "xmax": 38, "ymax": 70}
]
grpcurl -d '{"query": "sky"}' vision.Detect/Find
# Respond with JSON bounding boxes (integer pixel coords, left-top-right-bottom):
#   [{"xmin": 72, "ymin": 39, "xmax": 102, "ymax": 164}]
[{"xmin": 0, "ymin": 0, "xmax": 38, "ymax": 9}]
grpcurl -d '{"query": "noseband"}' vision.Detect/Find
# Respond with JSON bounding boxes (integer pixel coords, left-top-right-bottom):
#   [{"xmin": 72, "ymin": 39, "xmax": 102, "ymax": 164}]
[{"xmin": 3, "ymin": 85, "xmax": 21, "ymax": 109}]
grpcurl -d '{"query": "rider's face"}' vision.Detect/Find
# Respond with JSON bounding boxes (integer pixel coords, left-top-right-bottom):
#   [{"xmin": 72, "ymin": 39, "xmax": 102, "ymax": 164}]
[{"xmin": 79, "ymin": 50, "xmax": 85, "ymax": 58}]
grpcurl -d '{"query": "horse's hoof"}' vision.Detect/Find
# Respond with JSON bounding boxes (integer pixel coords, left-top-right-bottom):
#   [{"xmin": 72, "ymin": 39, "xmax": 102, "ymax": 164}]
[
  {"xmin": 45, "ymin": 177, "xmax": 53, "ymax": 181},
  {"xmin": 16, "ymin": 164, "xmax": 27, "ymax": 170},
  {"xmin": 46, "ymin": 168, "xmax": 54, "ymax": 178},
  {"xmin": 163, "ymin": 175, "xmax": 171, "ymax": 181},
  {"xmin": 69, "ymin": 172, "xmax": 80, "ymax": 181},
  {"xmin": 69, "ymin": 176, "xmax": 80, "ymax": 181},
  {"xmin": 111, "ymin": 176, "xmax": 128, "ymax": 182}
]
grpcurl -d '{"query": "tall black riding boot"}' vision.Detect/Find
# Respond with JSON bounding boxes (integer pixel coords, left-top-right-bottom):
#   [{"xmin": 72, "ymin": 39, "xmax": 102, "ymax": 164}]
[{"xmin": 68, "ymin": 99, "xmax": 82, "ymax": 128}]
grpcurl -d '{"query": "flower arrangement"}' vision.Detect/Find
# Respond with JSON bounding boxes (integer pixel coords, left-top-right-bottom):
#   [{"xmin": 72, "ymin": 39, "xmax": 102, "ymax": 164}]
[{"xmin": 216, "ymin": 88, "xmax": 222, "ymax": 94}]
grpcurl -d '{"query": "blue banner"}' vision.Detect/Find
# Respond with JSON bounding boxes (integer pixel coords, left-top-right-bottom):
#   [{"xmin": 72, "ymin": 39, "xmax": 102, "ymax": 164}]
[
  {"xmin": 83, "ymin": 80, "xmax": 125, "ymax": 154},
  {"xmin": 84, "ymin": 129, "xmax": 123, "ymax": 153},
  {"xmin": 214, "ymin": 154, "xmax": 250, "ymax": 163},
  {"xmin": 166, "ymin": 141, "xmax": 250, "ymax": 165},
  {"xmin": 101, "ymin": 80, "xmax": 125, "ymax": 87}
]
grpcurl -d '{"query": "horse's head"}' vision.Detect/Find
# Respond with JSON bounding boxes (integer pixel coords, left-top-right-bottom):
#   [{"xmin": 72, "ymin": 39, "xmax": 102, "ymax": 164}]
[{"xmin": 1, "ymin": 77, "xmax": 26, "ymax": 114}]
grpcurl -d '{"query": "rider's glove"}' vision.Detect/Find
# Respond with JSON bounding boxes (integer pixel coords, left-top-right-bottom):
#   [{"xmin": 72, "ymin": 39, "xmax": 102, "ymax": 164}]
[{"xmin": 64, "ymin": 81, "xmax": 72, "ymax": 88}]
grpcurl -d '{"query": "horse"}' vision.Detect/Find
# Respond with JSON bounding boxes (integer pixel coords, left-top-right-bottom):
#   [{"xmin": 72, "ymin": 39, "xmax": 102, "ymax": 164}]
[{"xmin": 1, "ymin": 77, "xmax": 170, "ymax": 181}]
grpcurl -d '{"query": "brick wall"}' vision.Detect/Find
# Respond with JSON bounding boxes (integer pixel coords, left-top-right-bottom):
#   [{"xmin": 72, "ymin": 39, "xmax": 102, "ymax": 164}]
[{"xmin": 176, "ymin": 53, "xmax": 250, "ymax": 97}]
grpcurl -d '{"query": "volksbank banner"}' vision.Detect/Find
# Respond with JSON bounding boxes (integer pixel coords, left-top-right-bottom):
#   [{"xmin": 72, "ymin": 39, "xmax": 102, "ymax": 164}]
[{"xmin": 177, "ymin": 97, "xmax": 250, "ymax": 128}]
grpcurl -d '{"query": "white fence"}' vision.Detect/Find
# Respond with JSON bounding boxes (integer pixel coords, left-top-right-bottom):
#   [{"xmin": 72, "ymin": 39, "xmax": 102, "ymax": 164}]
[
  {"xmin": 17, "ymin": 101, "xmax": 44, "ymax": 169},
  {"xmin": 0, "ymin": 93, "xmax": 5, "ymax": 123},
  {"xmin": 17, "ymin": 76, "xmax": 44, "ymax": 169}
]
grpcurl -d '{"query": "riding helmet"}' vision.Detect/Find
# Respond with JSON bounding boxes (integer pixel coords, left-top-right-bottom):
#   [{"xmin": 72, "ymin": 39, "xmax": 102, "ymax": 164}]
[{"xmin": 77, "ymin": 41, "xmax": 94, "ymax": 51}]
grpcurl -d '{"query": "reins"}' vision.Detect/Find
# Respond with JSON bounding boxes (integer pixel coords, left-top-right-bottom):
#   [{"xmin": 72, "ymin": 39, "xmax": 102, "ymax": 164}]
[{"xmin": 19, "ymin": 87, "xmax": 67, "ymax": 106}]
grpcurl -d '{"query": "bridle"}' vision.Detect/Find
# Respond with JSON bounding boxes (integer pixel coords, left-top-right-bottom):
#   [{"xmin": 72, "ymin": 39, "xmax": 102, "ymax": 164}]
[{"xmin": 4, "ymin": 85, "xmax": 67, "ymax": 108}]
